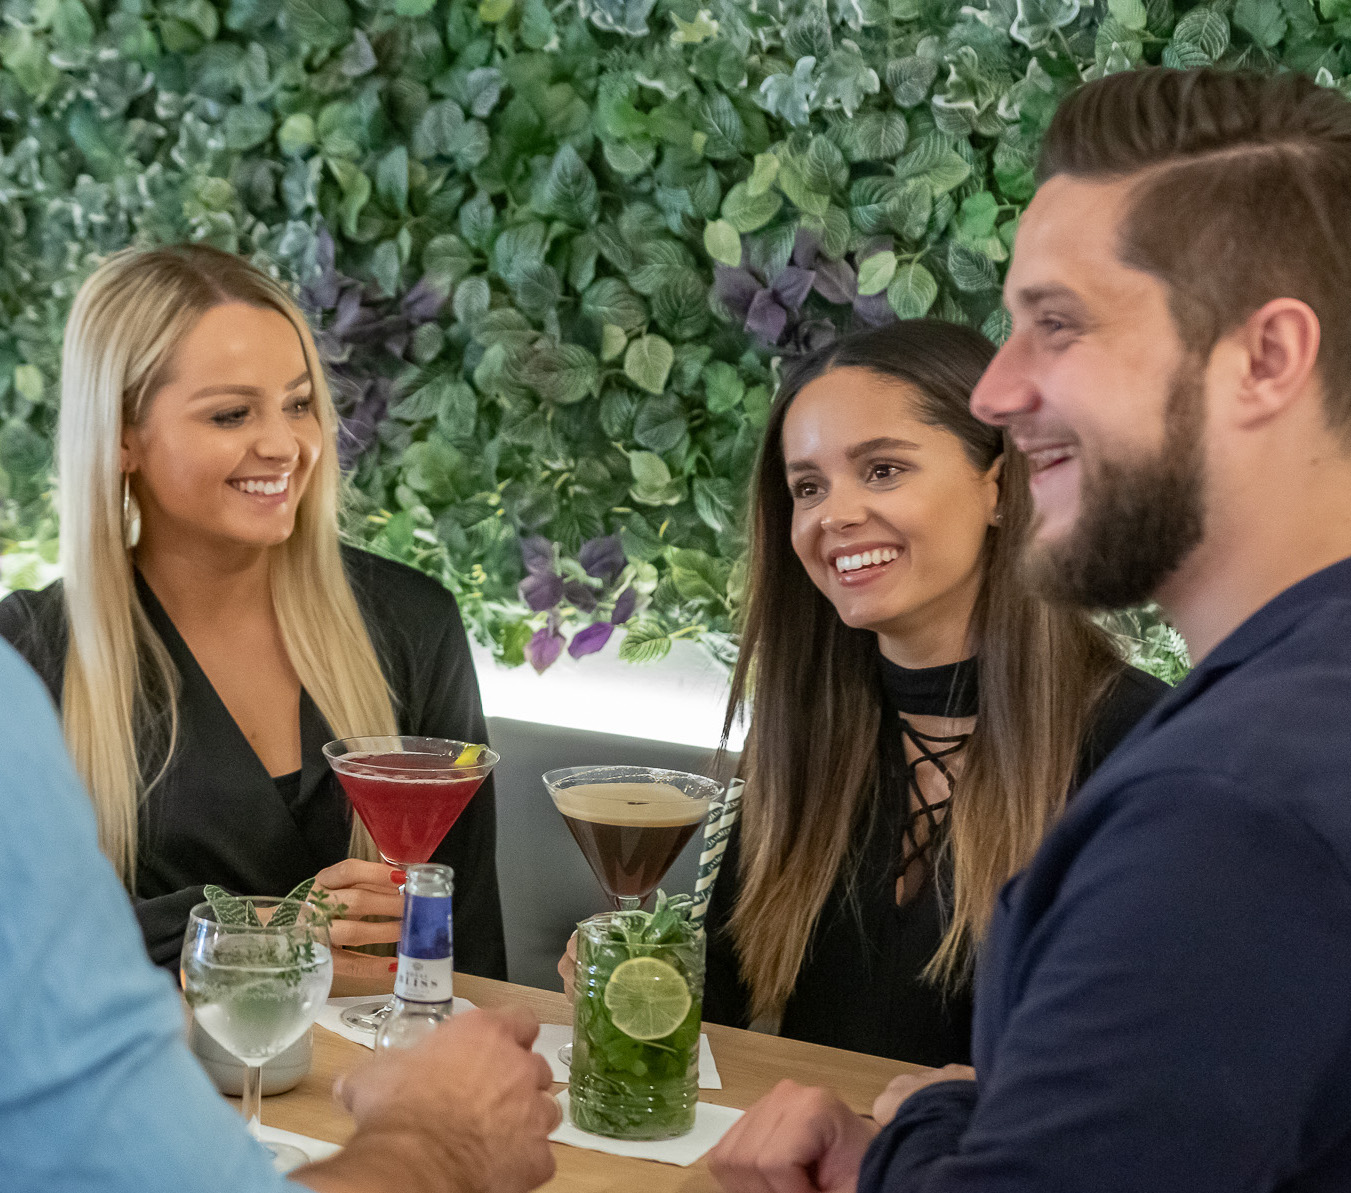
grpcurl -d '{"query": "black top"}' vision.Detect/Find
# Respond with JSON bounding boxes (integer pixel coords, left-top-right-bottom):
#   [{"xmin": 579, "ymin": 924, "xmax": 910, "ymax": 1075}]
[
  {"xmin": 702, "ymin": 657, "xmax": 1167, "ymax": 1066},
  {"xmin": 0, "ymin": 547, "xmax": 507, "ymax": 979}
]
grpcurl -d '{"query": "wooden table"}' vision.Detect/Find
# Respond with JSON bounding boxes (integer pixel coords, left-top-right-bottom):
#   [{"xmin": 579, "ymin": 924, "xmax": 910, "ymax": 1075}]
[{"xmin": 266, "ymin": 975, "xmax": 928, "ymax": 1192}]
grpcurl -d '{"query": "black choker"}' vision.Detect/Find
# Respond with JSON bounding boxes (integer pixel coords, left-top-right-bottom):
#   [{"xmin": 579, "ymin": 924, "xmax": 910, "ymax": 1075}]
[{"xmin": 878, "ymin": 653, "xmax": 979, "ymax": 718}]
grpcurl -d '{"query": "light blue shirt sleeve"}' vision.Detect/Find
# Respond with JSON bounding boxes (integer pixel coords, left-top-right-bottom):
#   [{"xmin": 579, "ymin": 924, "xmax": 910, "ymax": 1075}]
[{"xmin": 0, "ymin": 641, "xmax": 298, "ymax": 1193}]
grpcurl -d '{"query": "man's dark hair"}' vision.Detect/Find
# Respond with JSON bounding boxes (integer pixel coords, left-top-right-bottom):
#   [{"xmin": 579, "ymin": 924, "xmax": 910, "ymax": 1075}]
[{"xmin": 1039, "ymin": 67, "xmax": 1351, "ymax": 432}]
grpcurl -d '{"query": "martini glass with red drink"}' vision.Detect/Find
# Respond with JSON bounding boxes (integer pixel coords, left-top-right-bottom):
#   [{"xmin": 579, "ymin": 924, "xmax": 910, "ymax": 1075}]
[
  {"xmin": 544, "ymin": 764, "xmax": 719, "ymax": 1064},
  {"xmin": 323, "ymin": 735, "xmax": 498, "ymax": 1032}
]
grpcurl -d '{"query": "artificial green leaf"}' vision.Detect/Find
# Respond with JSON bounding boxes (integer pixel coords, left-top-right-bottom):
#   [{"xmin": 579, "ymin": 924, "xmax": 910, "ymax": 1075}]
[
  {"xmin": 479, "ymin": 0, "xmax": 514, "ymax": 21},
  {"xmin": 747, "ymin": 152, "xmax": 780, "ymax": 196},
  {"xmin": 583, "ymin": 278, "xmax": 647, "ymax": 332},
  {"xmin": 601, "ymin": 323, "xmax": 628, "ymax": 361},
  {"xmin": 946, "ymin": 241, "xmax": 999, "ymax": 292},
  {"xmin": 277, "ymin": 113, "xmax": 316, "ymax": 156},
  {"xmin": 857, "ymin": 250, "xmax": 898, "ymax": 296},
  {"xmin": 634, "ymin": 394, "xmax": 687, "ymax": 452},
  {"xmin": 1234, "ymin": 0, "xmax": 1287, "ymax": 44},
  {"xmin": 1108, "ymin": 0, "xmax": 1149, "ymax": 30},
  {"xmin": 424, "ymin": 234, "xmax": 477, "ymax": 288},
  {"xmin": 704, "ymin": 219, "xmax": 742, "ymax": 266},
  {"xmin": 624, "ymin": 335, "xmax": 675, "ymax": 394},
  {"xmin": 981, "ymin": 306, "xmax": 1013, "ymax": 346},
  {"xmin": 376, "ymin": 145, "xmax": 409, "ymax": 215},
  {"xmin": 1172, "ymin": 7, "xmax": 1230, "ymax": 59},
  {"xmin": 540, "ymin": 144, "xmax": 600, "ymax": 224},
  {"xmin": 703, "ymin": 360, "xmax": 745, "ymax": 414},
  {"xmin": 722, "ymin": 182, "xmax": 783, "ymax": 233},
  {"xmin": 284, "ymin": 0, "xmax": 351, "ymax": 47},
  {"xmin": 520, "ymin": 343, "xmax": 600, "ymax": 405},
  {"xmin": 887, "ymin": 261, "xmax": 938, "ymax": 318}
]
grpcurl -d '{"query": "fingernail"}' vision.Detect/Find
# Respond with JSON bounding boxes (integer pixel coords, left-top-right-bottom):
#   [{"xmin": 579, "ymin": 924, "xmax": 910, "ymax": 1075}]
[
  {"xmin": 389, "ymin": 961, "xmax": 398, "ymax": 973},
  {"xmin": 390, "ymin": 870, "xmax": 406, "ymax": 884}
]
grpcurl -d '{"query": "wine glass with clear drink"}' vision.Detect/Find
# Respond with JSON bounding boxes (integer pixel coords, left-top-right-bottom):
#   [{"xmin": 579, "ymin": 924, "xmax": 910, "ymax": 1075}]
[
  {"xmin": 322, "ymin": 735, "xmax": 498, "ymax": 1032},
  {"xmin": 182, "ymin": 897, "xmax": 333, "ymax": 1173},
  {"xmin": 543, "ymin": 765, "xmax": 720, "ymax": 1062}
]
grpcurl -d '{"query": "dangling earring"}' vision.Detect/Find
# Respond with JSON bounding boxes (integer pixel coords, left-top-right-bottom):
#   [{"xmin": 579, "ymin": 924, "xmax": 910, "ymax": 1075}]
[{"xmin": 122, "ymin": 474, "xmax": 141, "ymax": 550}]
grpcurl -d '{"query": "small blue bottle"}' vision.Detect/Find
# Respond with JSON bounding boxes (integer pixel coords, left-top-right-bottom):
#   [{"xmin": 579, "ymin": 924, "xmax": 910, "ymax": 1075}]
[{"xmin": 375, "ymin": 863, "xmax": 454, "ymax": 1053}]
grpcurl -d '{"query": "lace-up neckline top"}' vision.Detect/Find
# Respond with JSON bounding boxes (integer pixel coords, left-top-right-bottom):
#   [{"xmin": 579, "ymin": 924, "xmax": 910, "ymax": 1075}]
[{"xmin": 878, "ymin": 654, "xmax": 979, "ymax": 907}]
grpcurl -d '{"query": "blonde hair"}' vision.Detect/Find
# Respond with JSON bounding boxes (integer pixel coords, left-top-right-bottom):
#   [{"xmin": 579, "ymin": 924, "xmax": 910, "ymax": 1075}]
[{"xmin": 58, "ymin": 243, "xmax": 396, "ymax": 885}]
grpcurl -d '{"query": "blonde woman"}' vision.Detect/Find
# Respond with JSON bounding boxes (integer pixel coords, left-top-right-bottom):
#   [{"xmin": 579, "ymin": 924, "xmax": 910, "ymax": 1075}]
[{"xmin": 0, "ymin": 244, "xmax": 505, "ymax": 979}]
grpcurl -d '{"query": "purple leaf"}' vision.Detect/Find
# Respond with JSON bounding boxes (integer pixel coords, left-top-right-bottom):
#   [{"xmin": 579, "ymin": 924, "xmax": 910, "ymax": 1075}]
[
  {"xmin": 853, "ymin": 292, "xmax": 897, "ymax": 328},
  {"xmin": 791, "ymin": 227, "xmax": 822, "ymax": 270},
  {"xmin": 316, "ymin": 228, "xmax": 336, "ymax": 274},
  {"xmin": 526, "ymin": 627, "xmax": 565, "ymax": 673},
  {"xmin": 813, "ymin": 258, "xmax": 857, "ymax": 305},
  {"xmin": 713, "ymin": 266, "xmax": 761, "ymax": 320},
  {"xmin": 771, "ymin": 266, "xmax": 816, "ymax": 313},
  {"xmin": 610, "ymin": 586, "xmax": 637, "ymax": 625},
  {"xmin": 563, "ymin": 579, "xmax": 599, "ymax": 612},
  {"xmin": 520, "ymin": 536, "xmax": 555, "ymax": 575},
  {"xmin": 330, "ymin": 286, "xmax": 366, "ymax": 337},
  {"xmin": 402, "ymin": 277, "xmax": 447, "ymax": 325},
  {"xmin": 336, "ymin": 379, "xmax": 388, "ymax": 470},
  {"xmin": 745, "ymin": 289, "xmax": 789, "ymax": 344},
  {"xmin": 305, "ymin": 270, "xmax": 341, "ymax": 312},
  {"xmin": 568, "ymin": 622, "xmax": 614, "ymax": 658},
  {"xmin": 519, "ymin": 571, "xmax": 564, "ymax": 612},
  {"xmin": 578, "ymin": 534, "xmax": 625, "ymax": 582}
]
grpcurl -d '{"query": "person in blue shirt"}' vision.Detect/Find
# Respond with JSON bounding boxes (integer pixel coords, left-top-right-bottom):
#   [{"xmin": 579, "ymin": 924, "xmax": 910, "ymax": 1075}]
[
  {"xmin": 708, "ymin": 66, "xmax": 1351, "ymax": 1193},
  {"xmin": 0, "ymin": 636, "xmax": 559, "ymax": 1193}
]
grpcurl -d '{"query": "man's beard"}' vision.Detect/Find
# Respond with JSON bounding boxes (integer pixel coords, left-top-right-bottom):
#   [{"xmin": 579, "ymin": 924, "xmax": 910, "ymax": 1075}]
[{"xmin": 1028, "ymin": 358, "xmax": 1207, "ymax": 611}]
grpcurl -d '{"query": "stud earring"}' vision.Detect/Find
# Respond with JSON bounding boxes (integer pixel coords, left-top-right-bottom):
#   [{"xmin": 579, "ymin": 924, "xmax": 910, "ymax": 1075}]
[{"xmin": 122, "ymin": 475, "xmax": 141, "ymax": 550}]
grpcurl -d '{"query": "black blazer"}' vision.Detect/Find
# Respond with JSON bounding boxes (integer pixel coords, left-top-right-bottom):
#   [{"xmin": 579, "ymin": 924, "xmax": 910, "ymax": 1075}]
[{"xmin": 0, "ymin": 547, "xmax": 507, "ymax": 978}]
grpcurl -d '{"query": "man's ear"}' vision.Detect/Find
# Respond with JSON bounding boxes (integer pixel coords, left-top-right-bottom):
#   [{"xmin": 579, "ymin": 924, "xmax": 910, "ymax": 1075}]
[
  {"xmin": 985, "ymin": 453, "xmax": 1005, "ymax": 526},
  {"xmin": 1227, "ymin": 298, "xmax": 1321, "ymax": 430}
]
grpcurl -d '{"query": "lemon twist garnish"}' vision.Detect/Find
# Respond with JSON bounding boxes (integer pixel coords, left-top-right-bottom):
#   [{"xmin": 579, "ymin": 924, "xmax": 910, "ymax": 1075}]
[{"xmin": 453, "ymin": 744, "xmax": 483, "ymax": 766}]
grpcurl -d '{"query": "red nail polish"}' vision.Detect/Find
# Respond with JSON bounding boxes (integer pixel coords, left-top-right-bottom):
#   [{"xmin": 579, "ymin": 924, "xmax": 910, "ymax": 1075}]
[
  {"xmin": 389, "ymin": 961, "xmax": 398, "ymax": 973},
  {"xmin": 390, "ymin": 870, "xmax": 406, "ymax": 884}
]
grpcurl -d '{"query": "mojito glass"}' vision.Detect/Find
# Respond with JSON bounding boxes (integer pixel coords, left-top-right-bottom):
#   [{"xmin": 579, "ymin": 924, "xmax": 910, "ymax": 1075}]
[{"xmin": 569, "ymin": 909, "xmax": 704, "ymax": 1140}]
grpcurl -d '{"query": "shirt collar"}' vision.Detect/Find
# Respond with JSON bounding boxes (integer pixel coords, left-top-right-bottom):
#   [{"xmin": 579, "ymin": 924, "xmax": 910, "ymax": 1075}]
[{"xmin": 1147, "ymin": 553, "xmax": 1351, "ymax": 725}]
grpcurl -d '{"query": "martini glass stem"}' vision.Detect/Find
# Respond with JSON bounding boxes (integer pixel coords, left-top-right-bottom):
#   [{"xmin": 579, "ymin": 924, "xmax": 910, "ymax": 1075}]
[{"xmin": 615, "ymin": 896, "xmax": 642, "ymax": 911}]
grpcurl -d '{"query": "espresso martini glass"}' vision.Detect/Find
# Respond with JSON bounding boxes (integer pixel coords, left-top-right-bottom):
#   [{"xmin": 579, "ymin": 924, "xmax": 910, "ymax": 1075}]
[
  {"xmin": 544, "ymin": 764, "xmax": 719, "ymax": 1063},
  {"xmin": 323, "ymin": 735, "xmax": 498, "ymax": 1032}
]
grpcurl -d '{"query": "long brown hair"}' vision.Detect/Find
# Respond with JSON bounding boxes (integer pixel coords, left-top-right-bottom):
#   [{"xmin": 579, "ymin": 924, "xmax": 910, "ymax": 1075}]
[{"xmin": 724, "ymin": 319, "xmax": 1123, "ymax": 1018}]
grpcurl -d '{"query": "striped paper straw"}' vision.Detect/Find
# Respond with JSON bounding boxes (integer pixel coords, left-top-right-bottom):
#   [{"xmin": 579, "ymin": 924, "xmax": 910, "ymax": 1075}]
[{"xmin": 691, "ymin": 778, "xmax": 743, "ymax": 935}]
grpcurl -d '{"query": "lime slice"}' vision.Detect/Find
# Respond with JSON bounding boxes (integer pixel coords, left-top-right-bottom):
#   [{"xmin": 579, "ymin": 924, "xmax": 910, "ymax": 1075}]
[
  {"xmin": 453, "ymin": 744, "xmax": 483, "ymax": 766},
  {"xmin": 603, "ymin": 957, "xmax": 692, "ymax": 1041}
]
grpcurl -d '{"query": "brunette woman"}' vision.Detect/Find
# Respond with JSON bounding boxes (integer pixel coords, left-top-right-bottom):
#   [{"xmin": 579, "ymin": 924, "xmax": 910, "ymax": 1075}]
[
  {"xmin": 0, "ymin": 245, "xmax": 505, "ymax": 979},
  {"xmin": 700, "ymin": 320, "xmax": 1164, "ymax": 1065}
]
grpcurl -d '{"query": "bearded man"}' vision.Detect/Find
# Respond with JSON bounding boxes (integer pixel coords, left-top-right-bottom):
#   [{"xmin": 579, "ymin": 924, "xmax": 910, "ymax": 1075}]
[{"xmin": 709, "ymin": 66, "xmax": 1351, "ymax": 1193}]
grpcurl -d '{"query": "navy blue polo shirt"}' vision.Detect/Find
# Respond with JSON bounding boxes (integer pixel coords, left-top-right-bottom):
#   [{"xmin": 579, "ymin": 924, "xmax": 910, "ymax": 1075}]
[{"xmin": 861, "ymin": 557, "xmax": 1351, "ymax": 1192}]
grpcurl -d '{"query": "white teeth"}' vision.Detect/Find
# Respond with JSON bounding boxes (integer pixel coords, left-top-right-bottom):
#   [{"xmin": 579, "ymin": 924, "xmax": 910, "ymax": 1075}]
[
  {"xmin": 834, "ymin": 547, "xmax": 900, "ymax": 573},
  {"xmin": 232, "ymin": 477, "xmax": 288, "ymax": 496}
]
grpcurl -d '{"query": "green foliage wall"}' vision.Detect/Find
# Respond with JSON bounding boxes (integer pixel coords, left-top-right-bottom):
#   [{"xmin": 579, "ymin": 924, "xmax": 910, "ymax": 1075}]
[{"xmin": 3, "ymin": 0, "xmax": 1318, "ymax": 678}]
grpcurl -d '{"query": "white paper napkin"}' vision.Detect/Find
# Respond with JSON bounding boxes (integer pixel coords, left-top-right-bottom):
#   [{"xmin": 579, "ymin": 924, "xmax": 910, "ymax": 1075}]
[
  {"xmin": 316, "ymin": 995, "xmax": 478, "ymax": 1049},
  {"xmin": 532, "ymin": 1021, "xmax": 722, "ymax": 1089},
  {"xmin": 549, "ymin": 1091, "xmax": 741, "ymax": 1167},
  {"xmin": 319, "ymin": 998, "xmax": 723, "ymax": 1093},
  {"xmin": 258, "ymin": 1122, "xmax": 342, "ymax": 1166}
]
